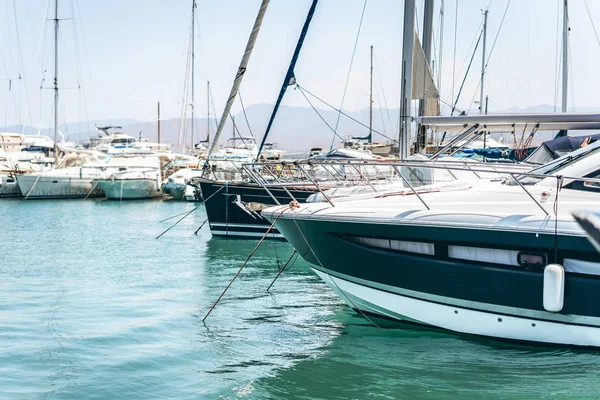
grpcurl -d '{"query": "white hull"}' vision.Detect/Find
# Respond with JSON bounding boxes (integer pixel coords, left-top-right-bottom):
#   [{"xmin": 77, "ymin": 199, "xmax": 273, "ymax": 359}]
[
  {"xmin": 313, "ymin": 269, "xmax": 600, "ymax": 347},
  {"xmin": 97, "ymin": 178, "xmax": 162, "ymax": 200},
  {"xmin": 16, "ymin": 174, "xmax": 103, "ymax": 199}
]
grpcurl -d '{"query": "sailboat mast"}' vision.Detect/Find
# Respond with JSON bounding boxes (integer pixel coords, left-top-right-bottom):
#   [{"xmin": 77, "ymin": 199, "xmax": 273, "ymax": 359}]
[
  {"xmin": 369, "ymin": 45, "xmax": 373, "ymax": 144},
  {"xmin": 53, "ymin": 0, "xmax": 59, "ymax": 165},
  {"xmin": 416, "ymin": 0, "xmax": 434, "ymax": 154},
  {"xmin": 157, "ymin": 101, "xmax": 161, "ymax": 145},
  {"xmin": 399, "ymin": 0, "xmax": 415, "ymax": 158},
  {"xmin": 191, "ymin": 0, "xmax": 196, "ymax": 153},
  {"xmin": 479, "ymin": 9, "xmax": 488, "ymax": 114},
  {"xmin": 205, "ymin": 0, "xmax": 270, "ymax": 161},
  {"xmin": 562, "ymin": 0, "xmax": 569, "ymax": 113},
  {"xmin": 256, "ymin": 0, "xmax": 319, "ymax": 159},
  {"xmin": 207, "ymin": 81, "xmax": 210, "ymax": 143}
]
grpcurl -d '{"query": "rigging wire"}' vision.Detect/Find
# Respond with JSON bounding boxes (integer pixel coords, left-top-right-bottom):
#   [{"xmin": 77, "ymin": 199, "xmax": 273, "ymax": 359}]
[
  {"xmin": 12, "ymin": 0, "xmax": 33, "ymax": 130},
  {"xmin": 237, "ymin": 90, "xmax": 256, "ymax": 142},
  {"xmin": 177, "ymin": 16, "xmax": 194, "ymax": 152},
  {"xmin": 229, "ymin": 112, "xmax": 253, "ymax": 151},
  {"xmin": 209, "ymin": 83, "xmax": 219, "ymax": 130},
  {"xmin": 436, "ymin": 0, "xmax": 445, "ymax": 92},
  {"xmin": 0, "ymin": 6, "xmax": 20, "ymax": 126},
  {"xmin": 328, "ymin": 0, "xmax": 368, "ymax": 150},
  {"xmin": 568, "ymin": 23, "xmax": 574, "ymax": 111},
  {"xmin": 451, "ymin": 0, "xmax": 459, "ymax": 104},
  {"xmin": 298, "ymin": 84, "xmax": 397, "ymax": 143},
  {"xmin": 70, "ymin": 0, "xmax": 92, "ymax": 137},
  {"xmin": 446, "ymin": 19, "xmax": 482, "ymax": 104},
  {"xmin": 553, "ymin": 0, "xmax": 561, "ymax": 112},
  {"xmin": 584, "ymin": 1, "xmax": 600, "ymax": 51},
  {"xmin": 451, "ymin": 30, "xmax": 482, "ymax": 114},
  {"xmin": 483, "ymin": 0, "xmax": 511, "ymax": 70},
  {"xmin": 464, "ymin": 0, "xmax": 512, "ymax": 114},
  {"xmin": 297, "ymin": 85, "xmax": 345, "ymax": 144},
  {"xmin": 373, "ymin": 53, "xmax": 394, "ymax": 135}
]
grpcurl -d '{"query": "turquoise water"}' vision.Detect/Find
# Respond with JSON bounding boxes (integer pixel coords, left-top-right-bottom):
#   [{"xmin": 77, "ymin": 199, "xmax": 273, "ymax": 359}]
[{"xmin": 2, "ymin": 199, "xmax": 600, "ymax": 399}]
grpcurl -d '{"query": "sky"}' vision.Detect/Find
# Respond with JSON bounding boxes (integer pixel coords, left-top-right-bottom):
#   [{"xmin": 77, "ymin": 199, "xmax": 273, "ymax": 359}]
[{"xmin": 1, "ymin": 0, "xmax": 600, "ymax": 133}]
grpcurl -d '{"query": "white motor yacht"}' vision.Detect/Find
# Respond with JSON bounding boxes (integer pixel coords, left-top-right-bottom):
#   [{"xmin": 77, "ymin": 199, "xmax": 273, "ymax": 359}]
[
  {"xmin": 94, "ymin": 154, "xmax": 164, "ymax": 200},
  {"xmin": 263, "ymin": 141, "xmax": 600, "ymax": 347}
]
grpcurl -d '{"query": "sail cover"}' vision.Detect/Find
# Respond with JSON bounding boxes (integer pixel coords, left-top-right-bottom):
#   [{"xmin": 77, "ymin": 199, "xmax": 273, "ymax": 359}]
[
  {"xmin": 412, "ymin": 34, "xmax": 439, "ymax": 116},
  {"xmin": 205, "ymin": 0, "xmax": 270, "ymax": 161}
]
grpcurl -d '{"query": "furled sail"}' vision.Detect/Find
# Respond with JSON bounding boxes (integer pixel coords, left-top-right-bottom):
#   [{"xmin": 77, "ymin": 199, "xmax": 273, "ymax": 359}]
[
  {"xmin": 412, "ymin": 34, "xmax": 439, "ymax": 116},
  {"xmin": 205, "ymin": 0, "xmax": 270, "ymax": 161},
  {"xmin": 256, "ymin": 0, "xmax": 319, "ymax": 159}
]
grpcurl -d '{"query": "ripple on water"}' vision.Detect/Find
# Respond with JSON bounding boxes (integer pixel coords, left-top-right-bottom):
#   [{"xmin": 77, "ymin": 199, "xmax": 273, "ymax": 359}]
[{"xmin": 2, "ymin": 200, "xmax": 600, "ymax": 399}]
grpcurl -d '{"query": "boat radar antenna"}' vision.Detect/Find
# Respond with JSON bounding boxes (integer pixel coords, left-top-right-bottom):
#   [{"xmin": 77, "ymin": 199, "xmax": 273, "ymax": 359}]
[{"xmin": 95, "ymin": 125, "xmax": 123, "ymax": 136}]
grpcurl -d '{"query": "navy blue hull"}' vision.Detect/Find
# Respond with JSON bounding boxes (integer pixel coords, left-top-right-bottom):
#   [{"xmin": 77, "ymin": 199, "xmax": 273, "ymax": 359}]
[
  {"xmin": 199, "ymin": 180, "xmax": 316, "ymax": 239},
  {"xmin": 273, "ymin": 215, "xmax": 600, "ymax": 324}
]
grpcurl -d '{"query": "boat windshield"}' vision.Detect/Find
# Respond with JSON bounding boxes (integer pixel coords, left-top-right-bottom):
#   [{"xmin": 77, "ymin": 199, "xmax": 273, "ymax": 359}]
[{"xmin": 517, "ymin": 139, "xmax": 600, "ymax": 185}]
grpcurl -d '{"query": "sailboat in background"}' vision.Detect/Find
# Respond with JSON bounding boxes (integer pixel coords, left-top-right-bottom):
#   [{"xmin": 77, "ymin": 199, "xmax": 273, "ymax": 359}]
[
  {"xmin": 342, "ymin": 45, "xmax": 393, "ymax": 156},
  {"xmin": 14, "ymin": 0, "xmax": 109, "ymax": 199}
]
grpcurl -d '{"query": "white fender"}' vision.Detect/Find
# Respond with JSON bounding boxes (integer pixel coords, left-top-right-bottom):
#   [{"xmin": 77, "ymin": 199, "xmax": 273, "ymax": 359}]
[{"xmin": 543, "ymin": 264, "xmax": 565, "ymax": 312}]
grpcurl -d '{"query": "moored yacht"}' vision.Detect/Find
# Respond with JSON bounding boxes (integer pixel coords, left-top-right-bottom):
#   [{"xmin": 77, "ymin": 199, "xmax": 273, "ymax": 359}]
[
  {"xmin": 263, "ymin": 140, "xmax": 600, "ymax": 347},
  {"xmin": 15, "ymin": 151, "xmax": 108, "ymax": 199},
  {"xmin": 94, "ymin": 154, "xmax": 164, "ymax": 200},
  {"xmin": 161, "ymin": 167, "xmax": 204, "ymax": 201}
]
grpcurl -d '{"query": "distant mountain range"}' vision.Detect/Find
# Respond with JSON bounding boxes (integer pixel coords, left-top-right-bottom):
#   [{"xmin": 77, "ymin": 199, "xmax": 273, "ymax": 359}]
[{"xmin": 3, "ymin": 104, "xmax": 597, "ymax": 152}]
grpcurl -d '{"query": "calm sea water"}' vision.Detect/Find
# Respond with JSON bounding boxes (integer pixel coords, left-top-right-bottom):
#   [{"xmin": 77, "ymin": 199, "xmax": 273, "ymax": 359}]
[{"xmin": 2, "ymin": 199, "xmax": 600, "ymax": 399}]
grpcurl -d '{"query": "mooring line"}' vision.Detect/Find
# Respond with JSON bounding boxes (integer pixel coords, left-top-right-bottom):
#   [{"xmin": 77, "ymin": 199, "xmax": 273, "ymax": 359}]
[
  {"xmin": 159, "ymin": 209, "xmax": 192, "ymax": 223},
  {"xmin": 84, "ymin": 180, "xmax": 100, "ymax": 201},
  {"xmin": 23, "ymin": 174, "xmax": 41, "ymax": 200},
  {"xmin": 290, "ymin": 207, "xmax": 381, "ymax": 329},
  {"xmin": 266, "ymin": 249, "xmax": 298, "ymax": 292},
  {"xmin": 194, "ymin": 218, "xmax": 209, "ymax": 235},
  {"xmin": 156, "ymin": 183, "xmax": 226, "ymax": 239},
  {"xmin": 156, "ymin": 204, "xmax": 202, "ymax": 239},
  {"xmin": 202, "ymin": 208, "xmax": 287, "ymax": 322}
]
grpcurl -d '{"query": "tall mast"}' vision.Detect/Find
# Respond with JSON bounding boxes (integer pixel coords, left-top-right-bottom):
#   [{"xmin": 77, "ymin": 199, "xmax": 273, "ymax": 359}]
[
  {"xmin": 416, "ymin": 0, "xmax": 434, "ymax": 154},
  {"xmin": 437, "ymin": 0, "xmax": 445, "ymax": 90},
  {"xmin": 205, "ymin": 0, "xmax": 270, "ymax": 161},
  {"xmin": 206, "ymin": 81, "xmax": 210, "ymax": 143},
  {"xmin": 479, "ymin": 8, "xmax": 488, "ymax": 114},
  {"xmin": 157, "ymin": 101, "xmax": 161, "ymax": 145},
  {"xmin": 369, "ymin": 45, "xmax": 373, "ymax": 144},
  {"xmin": 191, "ymin": 0, "xmax": 196, "ymax": 153},
  {"xmin": 399, "ymin": 0, "xmax": 415, "ymax": 158},
  {"xmin": 53, "ymin": 0, "xmax": 59, "ymax": 165},
  {"xmin": 562, "ymin": 0, "xmax": 569, "ymax": 113},
  {"xmin": 256, "ymin": 0, "xmax": 319, "ymax": 159}
]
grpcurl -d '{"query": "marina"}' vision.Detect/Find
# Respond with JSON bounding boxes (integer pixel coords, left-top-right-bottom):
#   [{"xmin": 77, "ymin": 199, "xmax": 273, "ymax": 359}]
[{"xmin": 2, "ymin": 0, "xmax": 600, "ymax": 398}]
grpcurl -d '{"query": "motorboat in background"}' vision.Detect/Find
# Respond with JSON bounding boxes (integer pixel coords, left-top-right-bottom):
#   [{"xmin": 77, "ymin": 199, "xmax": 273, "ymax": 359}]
[
  {"xmin": 0, "ymin": 133, "xmax": 55, "ymax": 197},
  {"xmin": 95, "ymin": 153, "xmax": 192, "ymax": 200},
  {"xmin": 263, "ymin": 140, "xmax": 600, "ymax": 347},
  {"xmin": 260, "ymin": 142, "xmax": 286, "ymax": 160},
  {"xmin": 161, "ymin": 167, "xmax": 204, "ymax": 201},
  {"xmin": 91, "ymin": 126, "xmax": 171, "ymax": 154},
  {"xmin": 94, "ymin": 155, "xmax": 163, "ymax": 200}
]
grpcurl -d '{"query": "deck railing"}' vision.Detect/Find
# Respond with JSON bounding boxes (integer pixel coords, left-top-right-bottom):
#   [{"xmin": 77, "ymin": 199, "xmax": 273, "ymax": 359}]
[{"xmin": 240, "ymin": 159, "xmax": 600, "ymax": 214}]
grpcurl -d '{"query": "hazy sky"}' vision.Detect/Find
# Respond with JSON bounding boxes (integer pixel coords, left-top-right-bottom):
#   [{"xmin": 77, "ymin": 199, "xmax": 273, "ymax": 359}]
[{"xmin": 1, "ymin": 0, "xmax": 599, "ymax": 131}]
